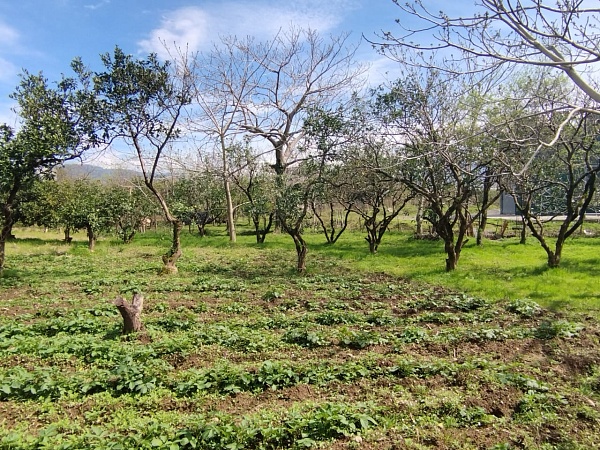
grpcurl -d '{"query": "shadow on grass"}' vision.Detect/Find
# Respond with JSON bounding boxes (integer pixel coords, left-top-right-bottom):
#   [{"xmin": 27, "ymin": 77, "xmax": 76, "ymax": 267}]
[
  {"xmin": 559, "ymin": 258, "xmax": 600, "ymax": 276},
  {"xmin": 315, "ymin": 235, "xmax": 444, "ymax": 260},
  {"xmin": 0, "ymin": 268, "xmax": 22, "ymax": 278},
  {"xmin": 471, "ymin": 263, "xmax": 554, "ymax": 281},
  {"xmin": 102, "ymin": 327, "xmax": 124, "ymax": 341},
  {"xmin": 568, "ymin": 236, "xmax": 600, "ymax": 246},
  {"xmin": 183, "ymin": 250, "xmax": 304, "ymax": 281},
  {"xmin": 545, "ymin": 299, "xmax": 571, "ymax": 312},
  {"xmin": 0, "ymin": 265, "xmax": 63, "ymax": 286},
  {"xmin": 0, "ymin": 268, "xmax": 27, "ymax": 286},
  {"xmin": 10, "ymin": 237, "xmax": 71, "ymax": 246}
]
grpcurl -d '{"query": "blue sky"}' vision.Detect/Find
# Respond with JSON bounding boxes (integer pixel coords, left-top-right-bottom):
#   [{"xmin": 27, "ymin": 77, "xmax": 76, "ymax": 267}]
[{"xmin": 0, "ymin": 0, "xmax": 415, "ymax": 126}]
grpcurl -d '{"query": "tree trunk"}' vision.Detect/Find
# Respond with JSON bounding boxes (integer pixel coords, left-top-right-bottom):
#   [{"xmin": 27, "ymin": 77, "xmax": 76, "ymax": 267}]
[
  {"xmin": 224, "ymin": 177, "xmax": 236, "ymax": 243},
  {"xmin": 161, "ymin": 220, "xmax": 183, "ymax": 274},
  {"xmin": 366, "ymin": 231, "xmax": 379, "ymax": 254},
  {"xmin": 253, "ymin": 213, "xmax": 273, "ymax": 244},
  {"xmin": 64, "ymin": 228, "xmax": 73, "ymax": 244},
  {"xmin": 415, "ymin": 195, "xmax": 424, "ymax": 235},
  {"xmin": 369, "ymin": 239, "xmax": 378, "ymax": 254},
  {"xmin": 477, "ymin": 167, "xmax": 494, "ymax": 246},
  {"xmin": 197, "ymin": 222, "xmax": 206, "ymax": 237},
  {"xmin": 499, "ymin": 220, "xmax": 509, "ymax": 238},
  {"xmin": 0, "ymin": 182, "xmax": 19, "ymax": 273},
  {"xmin": 0, "ymin": 239, "xmax": 5, "ymax": 273},
  {"xmin": 123, "ymin": 229, "xmax": 135, "ymax": 244},
  {"xmin": 0, "ymin": 230, "xmax": 8, "ymax": 273},
  {"xmin": 253, "ymin": 217, "xmax": 264, "ymax": 243},
  {"xmin": 291, "ymin": 231, "xmax": 308, "ymax": 273},
  {"xmin": 115, "ymin": 293, "xmax": 144, "ymax": 334},
  {"xmin": 312, "ymin": 201, "xmax": 333, "ymax": 243},
  {"xmin": 0, "ymin": 211, "xmax": 13, "ymax": 272},
  {"xmin": 0, "ymin": 194, "xmax": 18, "ymax": 272},
  {"xmin": 444, "ymin": 240, "xmax": 459, "ymax": 272},
  {"xmin": 547, "ymin": 252, "xmax": 560, "ymax": 268},
  {"xmin": 548, "ymin": 239, "xmax": 564, "ymax": 268},
  {"xmin": 5, "ymin": 222, "xmax": 15, "ymax": 240},
  {"xmin": 86, "ymin": 225, "xmax": 96, "ymax": 251},
  {"xmin": 477, "ymin": 212, "xmax": 488, "ymax": 246},
  {"xmin": 520, "ymin": 217, "xmax": 527, "ymax": 245}
]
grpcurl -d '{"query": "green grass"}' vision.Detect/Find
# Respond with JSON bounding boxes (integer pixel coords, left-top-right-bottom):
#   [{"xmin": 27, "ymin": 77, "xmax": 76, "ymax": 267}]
[
  {"xmin": 6, "ymin": 224, "xmax": 600, "ymax": 314},
  {"xmin": 315, "ymin": 230, "xmax": 600, "ymax": 314},
  {"xmin": 2, "ymin": 225, "xmax": 600, "ymax": 449}
]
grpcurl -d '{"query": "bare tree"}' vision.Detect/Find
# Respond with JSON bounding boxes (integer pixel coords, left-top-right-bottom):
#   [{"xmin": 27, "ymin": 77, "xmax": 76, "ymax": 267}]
[
  {"xmin": 377, "ymin": 0, "xmax": 600, "ymax": 111},
  {"xmin": 228, "ymin": 144, "xmax": 276, "ymax": 244},
  {"xmin": 494, "ymin": 73, "xmax": 600, "ymax": 267},
  {"xmin": 187, "ymin": 38, "xmax": 267, "ymax": 243},
  {"xmin": 348, "ymin": 146, "xmax": 414, "ymax": 254},
  {"xmin": 309, "ymin": 165, "xmax": 354, "ymax": 245},
  {"xmin": 376, "ymin": 69, "xmax": 500, "ymax": 271},
  {"xmin": 235, "ymin": 28, "xmax": 365, "ymax": 272}
]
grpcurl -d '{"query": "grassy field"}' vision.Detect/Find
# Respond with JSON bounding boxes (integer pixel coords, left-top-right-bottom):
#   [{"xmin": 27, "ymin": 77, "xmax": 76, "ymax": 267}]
[
  {"xmin": 1, "ymin": 226, "xmax": 599, "ymax": 449},
  {"xmin": 313, "ymin": 228, "xmax": 600, "ymax": 315}
]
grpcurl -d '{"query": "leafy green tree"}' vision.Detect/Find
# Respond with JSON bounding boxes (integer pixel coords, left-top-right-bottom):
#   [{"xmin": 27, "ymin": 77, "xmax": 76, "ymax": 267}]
[
  {"xmin": 19, "ymin": 179, "xmax": 76, "ymax": 241},
  {"xmin": 91, "ymin": 47, "xmax": 194, "ymax": 273},
  {"xmin": 347, "ymin": 144, "xmax": 414, "ymax": 254},
  {"xmin": 309, "ymin": 165, "xmax": 354, "ymax": 245},
  {"xmin": 106, "ymin": 183, "xmax": 158, "ymax": 244},
  {"xmin": 302, "ymin": 107, "xmax": 357, "ymax": 245},
  {"xmin": 171, "ymin": 172, "xmax": 226, "ymax": 237},
  {"xmin": 71, "ymin": 181, "xmax": 117, "ymax": 251},
  {"xmin": 21, "ymin": 182, "xmax": 57, "ymax": 232},
  {"xmin": 0, "ymin": 68, "xmax": 99, "ymax": 271},
  {"xmin": 23, "ymin": 179, "xmax": 117, "ymax": 249},
  {"xmin": 305, "ymin": 101, "xmax": 414, "ymax": 252}
]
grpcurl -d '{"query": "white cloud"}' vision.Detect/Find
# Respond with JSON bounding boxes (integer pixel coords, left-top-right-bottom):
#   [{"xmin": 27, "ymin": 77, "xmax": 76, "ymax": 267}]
[
  {"xmin": 0, "ymin": 21, "xmax": 18, "ymax": 46},
  {"xmin": 138, "ymin": 7, "xmax": 211, "ymax": 59},
  {"xmin": 0, "ymin": 99, "xmax": 17, "ymax": 127},
  {"xmin": 85, "ymin": 0, "xmax": 110, "ymax": 11},
  {"xmin": 362, "ymin": 55, "xmax": 402, "ymax": 88},
  {"xmin": 138, "ymin": 1, "xmax": 357, "ymax": 58},
  {"xmin": 81, "ymin": 144, "xmax": 140, "ymax": 171},
  {"xmin": 0, "ymin": 22, "xmax": 20, "ymax": 84},
  {"xmin": 0, "ymin": 56, "xmax": 18, "ymax": 83}
]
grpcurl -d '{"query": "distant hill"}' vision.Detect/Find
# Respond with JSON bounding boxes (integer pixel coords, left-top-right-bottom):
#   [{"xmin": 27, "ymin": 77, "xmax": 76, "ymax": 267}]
[{"xmin": 55, "ymin": 164, "xmax": 141, "ymax": 181}]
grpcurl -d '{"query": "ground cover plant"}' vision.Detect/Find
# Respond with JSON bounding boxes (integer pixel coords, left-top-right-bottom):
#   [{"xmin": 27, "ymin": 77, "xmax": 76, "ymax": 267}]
[{"xmin": 1, "ymin": 227, "xmax": 599, "ymax": 449}]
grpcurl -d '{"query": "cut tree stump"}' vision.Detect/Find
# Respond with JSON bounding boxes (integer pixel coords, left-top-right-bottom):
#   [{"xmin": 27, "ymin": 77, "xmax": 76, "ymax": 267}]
[{"xmin": 114, "ymin": 293, "xmax": 144, "ymax": 334}]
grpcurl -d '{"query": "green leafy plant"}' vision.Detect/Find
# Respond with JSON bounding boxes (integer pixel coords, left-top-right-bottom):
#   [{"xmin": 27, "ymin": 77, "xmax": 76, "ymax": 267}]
[
  {"xmin": 283, "ymin": 328, "xmax": 329, "ymax": 348},
  {"xmin": 262, "ymin": 289, "xmax": 284, "ymax": 301},
  {"xmin": 108, "ymin": 357, "xmax": 157, "ymax": 395},
  {"xmin": 506, "ymin": 298, "xmax": 544, "ymax": 318},
  {"xmin": 315, "ymin": 310, "xmax": 361, "ymax": 325},
  {"xmin": 148, "ymin": 313, "xmax": 197, "ymax": 332},
  {"xmin": 337, "ymin": 328, "xmax": 385, "ymax": 349},
  {"xmin": 395, "ymin": 326, "xmax": 428, "ymax": 344},
  {"xmin": 534, "ymin": 320, "xmax": 584, "ymax": 339},
  {"xmin": 365, "ymin": 309, "xmax": 395, "ymax": 325}
]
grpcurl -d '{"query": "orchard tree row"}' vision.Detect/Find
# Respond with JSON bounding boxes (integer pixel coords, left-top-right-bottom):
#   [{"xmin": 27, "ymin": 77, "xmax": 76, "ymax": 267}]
[{"xmin": 2, "ymin": 2, "xmax": 599, "ymax": 274}]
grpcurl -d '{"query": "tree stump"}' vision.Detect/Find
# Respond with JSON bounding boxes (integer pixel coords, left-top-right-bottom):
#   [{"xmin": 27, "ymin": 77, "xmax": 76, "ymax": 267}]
[{"xmin": 114, "ymin": 293, "xmax": 144, "ymax": 334}]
